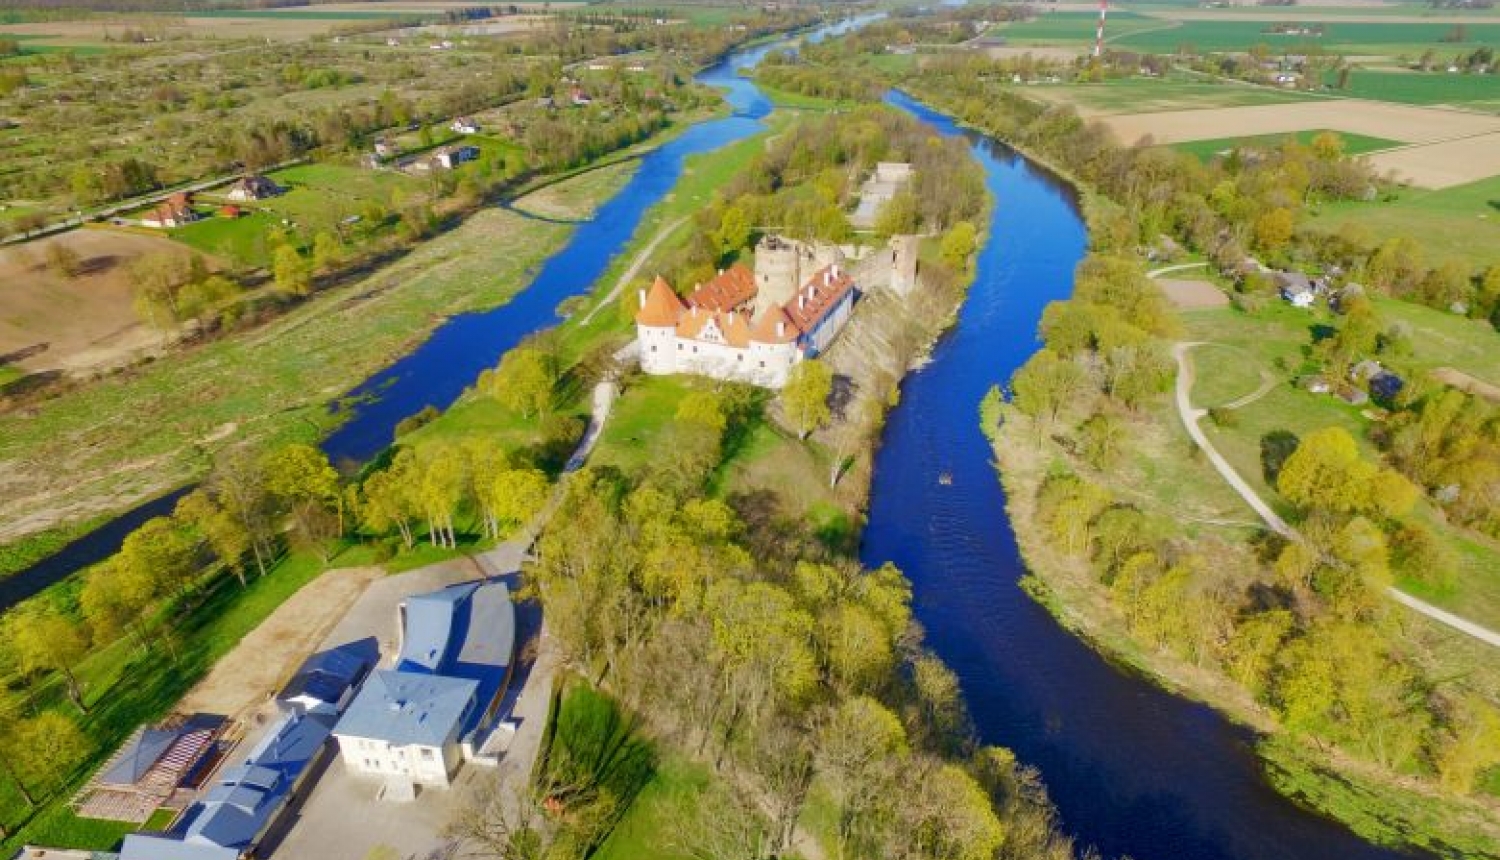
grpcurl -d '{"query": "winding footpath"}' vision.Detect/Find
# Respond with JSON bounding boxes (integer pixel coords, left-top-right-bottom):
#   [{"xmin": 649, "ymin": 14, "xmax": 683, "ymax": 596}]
[
  {"xmin": 1172, "ymin": 342, "xmax": 1500, "ymax": 649},
  {"xmin": 579, "ymin": 215, "xmax": 690, "ymax": 326}
]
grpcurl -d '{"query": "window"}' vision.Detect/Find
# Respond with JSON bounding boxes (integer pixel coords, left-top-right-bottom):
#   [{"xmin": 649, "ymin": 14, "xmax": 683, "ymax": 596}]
[
  {"xmin": 651, "ymin": 345, "xmax": 657, "ymax": 352},
  {"xmin": 421, "ymin": 748, "xmax": 435, "ymax": 760},
  {"xmin": 759, "ymin": 361, "xmax": 765, "ymax": 368}
]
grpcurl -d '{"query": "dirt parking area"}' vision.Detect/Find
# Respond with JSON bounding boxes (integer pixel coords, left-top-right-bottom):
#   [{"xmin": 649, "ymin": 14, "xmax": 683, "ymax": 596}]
[
  {"xmin": 176, "ymin": 567, "xmax": 384, "ymax": 722},
  {"xmin": 1367, "ymin": 132, "xmax": 1500, "ymax": 189},
  {"xmin": 0, "ymin": 229, "xmax": 199, "ymax": 375},
  {"xmin": 1158, "ymin": 278, "xmax": 1229, "ymax": 309},
  {"xmin": 1099, "ymin": 99, "xmax": 1500, "ymax": 148}
]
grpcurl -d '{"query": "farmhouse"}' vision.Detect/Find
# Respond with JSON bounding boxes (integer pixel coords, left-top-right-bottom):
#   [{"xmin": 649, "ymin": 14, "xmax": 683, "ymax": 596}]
[
  {"xmin": 332, "ymin": 580, "xmax": 516, "ymax": 795},
  {"xmin": 451, "ymin": 116, "xmax": 481, "ymax": 135},
  {"xmin": 141, "ymin": 193, "xmax": 201, "ymax": 229},
  {"xmin": 412, "ymin": 144, "xmax": 481, "ymax": 173},
  {"xmin": 225, "ymin": 174, "xmax": 284, "ymax": 202}
]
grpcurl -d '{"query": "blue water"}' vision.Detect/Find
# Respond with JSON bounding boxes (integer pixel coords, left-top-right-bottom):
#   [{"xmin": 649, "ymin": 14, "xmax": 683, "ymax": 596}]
[{"xmin": 864, "ymin": 90, "xmax": 1420, "ymax": 860}]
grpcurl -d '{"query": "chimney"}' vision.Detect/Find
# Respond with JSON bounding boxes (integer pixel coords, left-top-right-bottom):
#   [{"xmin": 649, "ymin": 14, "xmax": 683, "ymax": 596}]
[
  {"xmin": 777, "ymin": 320, "xmax": 785, "ymax": 338},
  {"xmin": 799, "ymin": 295, "xmax": 806, "ymax": 310},
  {"xmin": 637, "ymin": 288, "xmax": 646, "ymax": 309}
]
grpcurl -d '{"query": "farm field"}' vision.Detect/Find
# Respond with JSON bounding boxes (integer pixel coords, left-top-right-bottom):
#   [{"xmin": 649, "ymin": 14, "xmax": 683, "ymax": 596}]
[
  {"xmin": 1323, "ymin": 69, "xmax": 1500, "ymax": 110},
  {"xmin": 0, "ymin": 161, "xmax": 635, "ymax": 548},
  {"xmin": 1170, "ymin": 128, "xmax": 1400, "ymax": 159},
  {"xmin": 1367, "ymin": 131, "xmax": 1500, "ymax": 189},
  {"xmin": 1095, "ymin": 97, "xmax": 1500, "ymax": 153},
  {"xmin": 1308, "ymin": 174, "xmax": 1500, "ymax": 267},
  {"xmin": 0, "ymin": 229, "xmax": 202, "ymax": 375},
  {"xmin": 1026, "ymin": 77, "xmax": 1321, "ymax": 116}
]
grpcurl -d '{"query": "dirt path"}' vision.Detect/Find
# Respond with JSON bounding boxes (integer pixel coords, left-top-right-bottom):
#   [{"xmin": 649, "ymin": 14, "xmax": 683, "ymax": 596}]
[
  {"xmin": 579, "ymin": 215, "xmax": 689, "ymax": 326},
  {"xmin": 175, "ymin": 566, "xmax": 384, "ymax": 721},
  {"xmin": 1174, "ymin": 342, "xmax": 1500, "ymax": 649},
  {"xmin": 1221, "ymin": 370, "xmax": 1276, "ymax": 410}
]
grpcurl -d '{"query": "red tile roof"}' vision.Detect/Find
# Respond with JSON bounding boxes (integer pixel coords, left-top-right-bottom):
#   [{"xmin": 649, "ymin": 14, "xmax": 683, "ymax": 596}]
[
  {"xmin": 687, "ymin": 264, "xmax": 755, "ymax": 313},
  {"xmin": 750, "ymin": 305, "xmax": 801, "ymax": 344},
  {"xmin": 783, "ymin": 265, "xmax": 855, "ymax": 334},
  {"xmin": 636, "ymin": 276, "xmax": 687, "ymax": 326},
  {"xmin": 676, "ymin": 307, "xmax": 752, "ymax": 348}
]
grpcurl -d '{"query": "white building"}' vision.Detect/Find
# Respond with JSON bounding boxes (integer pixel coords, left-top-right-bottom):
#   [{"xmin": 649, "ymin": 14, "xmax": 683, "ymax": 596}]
[{"xmin": 635, "ymin": 252, "xmax": 857, "ymax": 388}]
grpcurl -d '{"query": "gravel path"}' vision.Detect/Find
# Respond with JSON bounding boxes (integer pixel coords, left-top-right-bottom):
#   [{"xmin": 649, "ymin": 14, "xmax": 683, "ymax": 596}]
[{"xmin": 1173, "ymin": 342, "xmax": 1500, "ymax": 649}]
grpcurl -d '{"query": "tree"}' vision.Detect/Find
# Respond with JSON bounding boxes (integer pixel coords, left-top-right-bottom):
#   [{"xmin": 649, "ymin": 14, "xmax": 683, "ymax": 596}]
[
  {"xmin": 1011, "ymin": 348, "xmax": 1086, "ymax": 424},
  {"xmin": 874, "ymin": 189, "xmax": 919, "ymax": 237},
  {"xmin": 0, "ymin": 712, "xmax": 89, "ymax": 800},
  {"xmin": 1253, "ymin": 207, "xmax": 1294, "ymax": 254},
  {"xmin": 814, "ymin": 696, "xmax": 907, "ymax": 857},
  {"xmin": 273, "ymin": 244, "xmax": 312, "ymax": 296},
  {"xmin": 117, "ymin": 515, "xmax": 198, "ymax": 599},
  {"xmin": 175, "ymin": 489, "xmax": 252, "ymax": 586},
  {"xmin": 211, "ymin": 447, "xmax": 276, "ymax": 577},
  {"xmin": 488, "ymin": 346, "xmax": 557, "ymax": 420},
  {"xmin": 1310, "ymin": 130, "xmax": 1345, "ymax": 161},
  {"xmin": 361, "ymin": 462, "xmax": 418, "ymax": 549},
  {"xmin": 488, "ymin": 467, "xmax": 550, "ymax": 539},
  {"xmin": 1079, "ymin": 412, "xmax": 1125, "ymax": 468},
  {"xmin": 939, "ymin": 221, "xmax": 978, "ymax": 270},
  {"xmin": 312, "ymin": 231, "xmax": 343, "ymax": 275},
  {"xmin": 1276, "ymin": 427, "xmax": 1383, "ymax": 514},
  {"xmin": 1436, "ymin": 694, "xmax": 1500, "ymax": 795},
  {"xmin": 2, "ymin": 606, "xmax": 91, "ymax": 713},
  {"xmin": 713, "ymin": 203, "xmax": 752, "ymax": 258},
  {"xmin": 412, "ymin": 444, "xmax": 467, "ymax": 548},
  {"xmin": 44, "ymin": 242, "xmax": 82, "ymax": 278},
  {"xmin": 262, "ymin": 443, "xmax": 342, "ymax": 556},
  {"xmin": 782, "ymin": 360, "xmax": 833, "ymax": 439}
]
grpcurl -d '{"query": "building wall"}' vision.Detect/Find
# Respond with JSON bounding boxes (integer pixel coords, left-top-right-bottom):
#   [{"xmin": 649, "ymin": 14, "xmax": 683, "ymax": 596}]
[
  {"xmin": 638, "ymin": 324, "xmax": 678, "ymax": 374},
  {"xmin": 800, "ymin": 290, "xmax": 855, "ymax": 356},
  {"xmin": 338, "ymin": 735, "xmax": 459, "ymax": 788},
  {"xmin": 889, "ymin": 235, "xmax": 920, "ymax": 298}
]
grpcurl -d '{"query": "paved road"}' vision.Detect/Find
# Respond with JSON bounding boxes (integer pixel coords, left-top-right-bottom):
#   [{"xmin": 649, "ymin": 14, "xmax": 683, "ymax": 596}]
[{"xmin": 1172, "ymin": 342, "xmax": 1500, "ymax": 649}]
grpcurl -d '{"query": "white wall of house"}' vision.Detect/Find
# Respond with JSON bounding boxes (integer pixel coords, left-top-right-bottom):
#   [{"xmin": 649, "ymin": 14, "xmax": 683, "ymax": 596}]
[{"xmin": 336, "ymin": 734, "xmax": 461, "ymax": 788}]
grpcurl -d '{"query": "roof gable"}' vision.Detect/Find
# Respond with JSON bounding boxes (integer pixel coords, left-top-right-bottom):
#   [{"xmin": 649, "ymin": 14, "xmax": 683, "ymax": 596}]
[
  {"xmin": 687, "ymin": 264, "xmax": 756, "ymax": 313},
  {"xmin": 636, "ymin": 276, "xmax": 687, "ymax": 327}
]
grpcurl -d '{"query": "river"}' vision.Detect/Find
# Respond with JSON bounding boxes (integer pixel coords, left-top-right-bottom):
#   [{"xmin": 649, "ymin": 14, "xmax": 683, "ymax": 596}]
[
  {"xmin": 8, "ymin": 21, "xmax": 1420, "ymax": 860},
  {"xmin": 865, "ymin": 90, "xmax": 1418, "ymax": 860}
]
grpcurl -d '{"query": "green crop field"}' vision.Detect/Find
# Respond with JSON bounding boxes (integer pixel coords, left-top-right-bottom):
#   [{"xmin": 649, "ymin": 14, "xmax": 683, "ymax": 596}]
[
  {"xmin": 1171, "ymin": 128, "xmax": 1400, "ymax": 160},
  {"xmin": 1323, "ymin": 69, "xmax": 1500, "ymax": 110},
  {"xmin": 1308, "ymin": 175, "xmax": 1500, "ymax": 269},
  {"xmin": 995, "ymin": 12, "xmax": 1500, "ymax": 56},
  {"xmin": 1027, "ymin": 77, "xmax": 1321, "ymax": 114},
  {"xmin": 187, "ymin": 9, "xmax": 427, "ymax": 20}
]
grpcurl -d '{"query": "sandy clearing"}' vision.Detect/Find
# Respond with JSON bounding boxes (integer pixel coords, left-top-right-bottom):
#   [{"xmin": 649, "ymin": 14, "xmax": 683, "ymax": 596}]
[
  {"xmin": 0, "ymin": 229, "xmax": 201, "ymax": 375},
  {"xmin": 1433, "ymin": 367, "xmax": 1500, "ymax": 403},
  {"xmin": 1159, "ymin": 278, "xmax": 1230, "ymax": 309},
  {"xmin": 979, "ymin": 44, "xmax": 1086, "ymax": 63},
  {"xmin": 175, "ymin": 566, "xmax": 384, "ymax": 721},
  {"xmin": 1366, "ymin": 132, "xmax": 1500, "ymax": 189},
  {"xmin": 1098, "ymin": 99, "xmax": 1500, "ymax": 146}
]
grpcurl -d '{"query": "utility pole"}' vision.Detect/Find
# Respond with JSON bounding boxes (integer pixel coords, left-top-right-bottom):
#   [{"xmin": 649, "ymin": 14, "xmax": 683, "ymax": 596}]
[{"xmin": 1094, "ymin": 0, "xmax": 1108, "ymax": 59}]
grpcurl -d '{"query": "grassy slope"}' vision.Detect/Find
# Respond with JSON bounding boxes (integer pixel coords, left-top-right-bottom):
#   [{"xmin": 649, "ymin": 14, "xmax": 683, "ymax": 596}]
[{"xmin": 1307, "ymin": 175, "xmax": 1500, "ymax": 270}]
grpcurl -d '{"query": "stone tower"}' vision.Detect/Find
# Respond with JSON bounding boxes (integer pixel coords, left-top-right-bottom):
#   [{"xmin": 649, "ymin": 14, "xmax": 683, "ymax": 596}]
[
  {"xmin": 889, "ymin": 234, "xmax": 920, "ymax": 298},
  {"xmin": 753, "ymin": 235, "xmax": 804, "ymax": 320}
]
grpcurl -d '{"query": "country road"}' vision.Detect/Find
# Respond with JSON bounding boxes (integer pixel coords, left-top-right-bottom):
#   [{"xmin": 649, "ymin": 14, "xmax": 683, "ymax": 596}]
[
  {"xmin": 579, "ymin": 214, "xmax": 690, "ymax": 325},
  {"xmin": 1172, "ymin": 341, "xmax": 1500, "ymax": 649}
]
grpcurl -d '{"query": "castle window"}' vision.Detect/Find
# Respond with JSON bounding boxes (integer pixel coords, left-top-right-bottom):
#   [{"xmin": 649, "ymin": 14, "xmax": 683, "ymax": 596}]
[
  {"xmin": 651, "ymin": 345, "xmax": 657, "ymax": 352},
  {"xmin": 678, "ymin": 343, "xmax": 683, "ymax": 350},
  {"xmin": 737, "ymin": 354, "xmax": 743, "ymax": 361},
  {"xmin": 759, "ymin": 361, "xmax": 765, "ymax": 368}
]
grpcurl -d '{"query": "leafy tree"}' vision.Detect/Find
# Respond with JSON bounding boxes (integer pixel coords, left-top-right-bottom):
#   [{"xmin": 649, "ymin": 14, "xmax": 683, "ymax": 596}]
[
  {"xmin": 262, "ymin": 443, "xmax": 342, "ymax": 556},
  {"xmin": 175, "ymin": 489, "xmax": 252, "ymax": 586},
  {"xmin": 361, "ymin": 462, "xmax": 418, "ymax": 549},
  {"xmin": 273, "ymin": 244, "xmax": 312, "ymax": 296},
  {"xmin": 1253, "ymin": 208, "xmax": 1294, "ymax": 254},
  {"xmin": 782, "ymin": 360, "xmax": 833, "ymax": 439},
  {"xmin": 312, "ymin": 231, "xmax": 343, "ymax": 275},
  {"xmin": 44, "ymin": 242, "xmax": 82, "ymax": 278},
  {"xmin": 1276, "ymin": 427, "xmax": 1412, "ymax": 516},
  {"xmin": 814, "ymin": 696, "xmax": 907, "ymax": 856},
  {"xmin": 488, "ymin": 467, "xmax": 550, "ymax": 539},
  {"xmin": 874, "ymin": 189, "xmax": 920, "ymax": 237},
  {"xmin": 713, "ymin": 203, "xmax": 752, "ymax": 258},
  {"xmin": 939, "ymin": 221, "xmax": 978, "ymax": 270},
  {"xmin": 0, "ymin": 712, "xmax": 88, "ymax": 800},
  {"xmin": 1435, "ymin": 695, "xmax": 1500, "ymax": 795},
  {"xmin": 1011, "ymin": 348, "xmax": 1085, "ymax": 424},
  {"xmin": 488, "ymin": 346, "xmax": 557, "ymax": 420},
  {"xmin": 1, "ymin": 606, "xmax": 91, "ymax": 713}
]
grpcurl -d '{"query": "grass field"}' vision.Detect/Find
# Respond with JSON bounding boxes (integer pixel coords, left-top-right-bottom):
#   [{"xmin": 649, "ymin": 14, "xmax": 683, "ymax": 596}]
[
  {"xmin": 1324, "ymin": 69, "xmax": 1500, "ymax": 110},
  {"xmin": 1027, "ymin": 77, "xmax": 1320, "ymax": 115},
  {"xmin": 1183, "ymin": 302, "xmax": 1500, "ymax": 629},
  {"xmin": 1171, "ymin": 128, "xmax": 1400, "ymax": 160},
  {"xmin": 1307, "ymin": 174, "xmax": 1500, "ymax": 269},
  {"xmin": 592, "ymin": 756, "xmax": 711, "ymax": 860}
]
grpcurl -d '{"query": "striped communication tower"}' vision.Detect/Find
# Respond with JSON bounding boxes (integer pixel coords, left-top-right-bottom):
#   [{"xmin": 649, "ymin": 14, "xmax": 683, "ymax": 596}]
[{"xmin": 1093, "ymin": 0, "xmax": 1109, "ymax": 58}]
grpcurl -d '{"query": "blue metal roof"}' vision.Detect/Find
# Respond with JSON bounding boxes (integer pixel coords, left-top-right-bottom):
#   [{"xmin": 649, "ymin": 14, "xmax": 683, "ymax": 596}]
[
  {"xmin": 100, "ymin": 728, "xmax": 177, "ymax": 787},
  {"xmin": 333, "ymin": 669, "xmax": 477, "ymax": 748},
  {"xmin": 397, "ymin": 582, "xmax": 480, "ymax": 674}
]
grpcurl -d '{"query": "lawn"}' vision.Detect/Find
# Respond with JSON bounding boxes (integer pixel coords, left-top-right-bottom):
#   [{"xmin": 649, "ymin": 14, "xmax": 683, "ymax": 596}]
[
  {"xmin": 1307, "ymin": 174, "xmax": 1500, "ymax": 270},
  {"xmin": 590, "ymin": 374, "xmax": 697, "ymax": 476},
  {"xmin": 1171, "ymin": 128, "xmax": 1400, "ymax": 161},
  {"xmin": 592, "ymin": 755, "xmax": 713, "ymax": 860},
  {"xmin": 1114, "ymin": 20, "xmax": 1500, "ymax": 56},
  {"xmin": 171, "ymin": 209, "xmax": 281, "ymax": 267},
  {"xmin": 988, "ymin": 10, "xmax": 1169, "ymax": 45},
  {"xmin": 1323, "ymin": 69, "xmax": 1500, "ymax": 110}
]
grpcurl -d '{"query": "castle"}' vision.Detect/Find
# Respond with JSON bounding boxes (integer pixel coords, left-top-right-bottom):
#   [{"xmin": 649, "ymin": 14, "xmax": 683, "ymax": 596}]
[{"xmin": 633, "ymin": 232, "xmax": 919, "ymax": 388}]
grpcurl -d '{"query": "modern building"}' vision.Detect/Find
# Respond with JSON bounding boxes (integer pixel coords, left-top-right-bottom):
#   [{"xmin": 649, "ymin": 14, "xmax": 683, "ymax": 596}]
[
  {"xmin": 75, "ymin": 714, "xmax": 226, "ymax": 824},
  {"xmin": 332, "ymin": 581, "xmax": 516, "ymax": 795},
  {"xmin": 118, "ymin": 711, "xmax": 333, "ymax": 860},
  {"xmin": 277, "ymin": 640, "xmax": 376, "ymax": 717}
]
